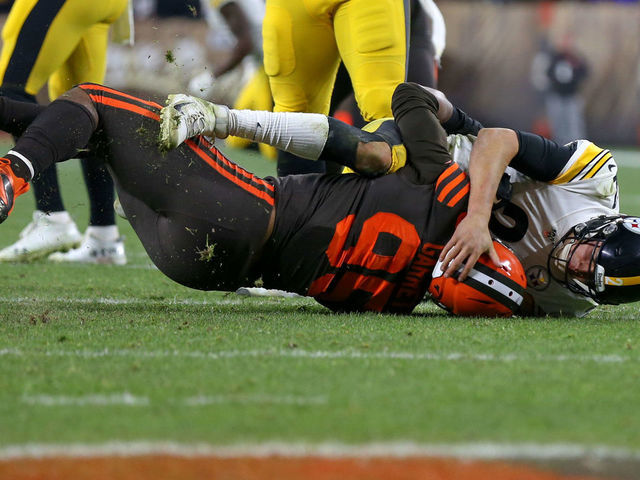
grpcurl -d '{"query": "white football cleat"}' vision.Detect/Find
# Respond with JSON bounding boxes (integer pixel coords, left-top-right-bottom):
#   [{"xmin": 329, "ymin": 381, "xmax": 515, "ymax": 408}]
[
  {"xmin": 48, "ymin": 231, "xmax": 127, "ymax": 265},
  {"xmin": 158, "ymin": 94, "xmax": 229, "ymax": 151},
  {"xmin": 0, "ymin": 210, "xmax": 82, "ymax": 262}
]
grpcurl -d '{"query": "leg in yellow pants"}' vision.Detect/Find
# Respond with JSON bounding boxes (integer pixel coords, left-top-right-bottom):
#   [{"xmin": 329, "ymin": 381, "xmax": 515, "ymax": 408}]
[
  {"xmin": 0, "ymin": 0, "xmax": 129, "ymax": 263},
  {"xmin": 263, "ymin": 0, "xmax": 408, "ymax": 120},
  {"xmin": 263, "ymin": 0, "xmax": 408, "ymax": 175},
  {"xmin": 0, "ymin": 0, "xmax": 127, "ymax": 97}
]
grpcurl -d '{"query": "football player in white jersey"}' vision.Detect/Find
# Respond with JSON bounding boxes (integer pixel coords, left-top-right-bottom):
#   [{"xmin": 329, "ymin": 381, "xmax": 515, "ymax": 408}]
[{"xmin": 441, "ymin": 130, "xmax": 630, "ymax": 316}]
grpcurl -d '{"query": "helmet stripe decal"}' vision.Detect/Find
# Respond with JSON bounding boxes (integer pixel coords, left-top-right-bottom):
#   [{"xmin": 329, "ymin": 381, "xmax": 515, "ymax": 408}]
[
  {"xmin": 463, "ymin": 274, "xmax": 523, "ymax": 312},
  {"xmin": 473, "ymin": 262, "xmax": 527, "ymax": 295},
  {"xmin": 464, "ymin": 268, "xmax": 524, "ymax": 311},
  {"xmin": 604, "ymin": 275, "xmax": 640, "ymax": 286}
]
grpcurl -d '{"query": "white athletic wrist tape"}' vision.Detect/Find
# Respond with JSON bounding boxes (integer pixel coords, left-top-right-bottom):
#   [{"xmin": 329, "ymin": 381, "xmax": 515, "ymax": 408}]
[{"xmin": 228, "ymin": 109, "xmax": 329, "ymax": 160}]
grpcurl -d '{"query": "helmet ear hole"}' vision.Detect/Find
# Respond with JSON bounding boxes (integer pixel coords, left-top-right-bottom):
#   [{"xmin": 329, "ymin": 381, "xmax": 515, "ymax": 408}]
[{"xmin": 429, "ymin": 241, "xmax": 527, "ymax": 317}]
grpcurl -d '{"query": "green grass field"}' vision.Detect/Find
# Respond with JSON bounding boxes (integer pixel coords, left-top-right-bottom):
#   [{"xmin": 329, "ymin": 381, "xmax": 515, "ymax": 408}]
[{"xmin": 1, "ymin": 146, "xmax": 640, "ymax": 472}]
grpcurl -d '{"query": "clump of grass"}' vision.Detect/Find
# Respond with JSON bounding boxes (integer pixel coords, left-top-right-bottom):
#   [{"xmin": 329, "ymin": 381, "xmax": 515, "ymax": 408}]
[{"xmin": 197, "ymin": 236, "xmax": 217, "ymax": 262}]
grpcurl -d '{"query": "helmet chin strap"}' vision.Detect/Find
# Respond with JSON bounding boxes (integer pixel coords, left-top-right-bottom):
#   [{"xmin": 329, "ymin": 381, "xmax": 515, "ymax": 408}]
[{"xmin": 594, "ymin": 264, "xmax": 606, "ymax": 292}]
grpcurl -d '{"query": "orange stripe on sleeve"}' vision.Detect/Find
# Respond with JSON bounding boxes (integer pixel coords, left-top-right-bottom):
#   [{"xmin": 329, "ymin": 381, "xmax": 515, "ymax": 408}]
[
  {"xmin": 435, "ymin": 164, "xmax": 459, "ymax": 190},
  {"xmin": 446, "ymin": 182, "xmax": 470, "ymax": 207},
  {"xmin": 437, "ymin": 171, "xmax": 465, "ymax": 203},
  {"xmin": 186, "ymin": 140, "xmax": 275, "ymax": 206},
  {"xmin": 88, "ymin": 95, "xmax": 160, "ymax": 121}
]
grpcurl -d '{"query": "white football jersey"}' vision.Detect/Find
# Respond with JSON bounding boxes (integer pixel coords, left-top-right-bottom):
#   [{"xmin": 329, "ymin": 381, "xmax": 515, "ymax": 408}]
[{"xmin": 449, "ymin": 135, "xmax": 619, "ymax": 317}]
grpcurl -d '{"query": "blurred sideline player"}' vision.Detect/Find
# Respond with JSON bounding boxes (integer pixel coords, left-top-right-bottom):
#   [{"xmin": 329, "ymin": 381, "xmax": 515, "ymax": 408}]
[
  {"xmin": 0, "ymin": 0, "xmax": 131, "ymax": 264},
  {"xmin": 159, "ymin": 84, "xmax": 638, "ymax": 316},
  {"xmin": 263, "ymin": 0, "xmax": 410, "ymax": 176},
  {"xmin": 334, "ymin": 0, "xmax": 446, "ymax": 129},
  {"xmin": 193, "ymin": 0, "xmax": 276, "ymax": 159}
]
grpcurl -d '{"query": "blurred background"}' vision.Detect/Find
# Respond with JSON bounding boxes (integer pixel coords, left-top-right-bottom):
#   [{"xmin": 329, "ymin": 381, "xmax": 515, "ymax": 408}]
[{"xmin": 0, "ymin": 0, "xmax": 638, "ymax": 147}]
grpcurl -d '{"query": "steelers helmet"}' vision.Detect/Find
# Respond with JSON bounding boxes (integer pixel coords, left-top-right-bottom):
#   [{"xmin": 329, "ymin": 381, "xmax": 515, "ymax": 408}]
[
  {"xmin": 429, "ymin": 241, "xmax": 527, "ymax": 317},
  {"xmin": 549, "ymin": 215, "xmax": 640, "ymax": 305}
]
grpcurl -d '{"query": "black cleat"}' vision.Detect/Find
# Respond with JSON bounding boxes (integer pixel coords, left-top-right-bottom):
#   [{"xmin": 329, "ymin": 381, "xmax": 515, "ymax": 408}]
[{"xmin": 0, "ymin": 172, "xmax": 14, "ymax": 224}]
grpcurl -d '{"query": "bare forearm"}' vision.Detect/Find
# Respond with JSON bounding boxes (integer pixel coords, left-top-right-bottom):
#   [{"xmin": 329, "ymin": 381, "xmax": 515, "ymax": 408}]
[
  {"xmin": 439, "ymin": 128, "xmax": 518, "ymax": 279},
  {"xmin": 467, "ymin": 128, "xmax": 519, "ymax": 220}
]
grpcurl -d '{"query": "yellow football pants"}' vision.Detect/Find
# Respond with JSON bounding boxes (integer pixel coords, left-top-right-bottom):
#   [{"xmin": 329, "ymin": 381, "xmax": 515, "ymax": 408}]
[
  {"xmin": 263, "ymin": 0, "xmax": 408, "ymax": 120},
  {"xmin": 0, "ymin": 0, "xmax": 127, "ymax": 100}
]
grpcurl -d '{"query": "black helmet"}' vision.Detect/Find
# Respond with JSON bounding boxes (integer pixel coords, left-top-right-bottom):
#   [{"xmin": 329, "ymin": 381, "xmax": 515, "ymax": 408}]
[{"xmin": 549, "ymin": 215, "xmax": 640, "ymax": 305}]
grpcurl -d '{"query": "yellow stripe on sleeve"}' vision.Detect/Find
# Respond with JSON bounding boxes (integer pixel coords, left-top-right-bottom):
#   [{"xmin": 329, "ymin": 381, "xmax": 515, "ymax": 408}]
[
  {"xmin": 582, "ymin": 152, "xmax": 612, "ymax": 180},
  {"xmin": 550, "ymin": 143, "xmax": 606, "ymax": 185}
]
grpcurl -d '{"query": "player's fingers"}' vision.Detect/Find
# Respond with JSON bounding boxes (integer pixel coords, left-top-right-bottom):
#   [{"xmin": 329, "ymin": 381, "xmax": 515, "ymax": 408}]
[
  {"xmin": 439, "ymin": 238, "xmax": 458, "ymax": 262},
  {"xmin": 457, "ymin": 251, "xmax": 481, "ymax": 282},
  {"xmin": 488, "ymin": 245, "xmax": 503, "ymax": 270},
  {"xmin": 443, "ymin": 247, "xmax": 470, "ymax": 278},
  {"xmin": 439, "ymin": 242, "xmax": 460, "ymax": 271}
]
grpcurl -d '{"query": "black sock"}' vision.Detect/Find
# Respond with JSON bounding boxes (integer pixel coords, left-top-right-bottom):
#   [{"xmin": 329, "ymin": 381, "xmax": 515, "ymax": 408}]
[
  {"xmin": 81, "ymin": 157, "xmax": 115, "ymax": 226},
  {"xmin": 12, "ymin": 99, "xmax": 97, "ymax": 175},
  {"xmin": 32, "ymin": 165, "xmax": 65, "ymax": 212}
]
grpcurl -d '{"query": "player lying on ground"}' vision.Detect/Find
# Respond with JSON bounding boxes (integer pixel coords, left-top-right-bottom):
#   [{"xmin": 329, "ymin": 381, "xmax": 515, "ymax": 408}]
[
  {"xmin": 1, "ymin": 82, "xmax": 639, "ymax": 316},
  {"xmin": 0, "ymin": 82, "xmax": 518, "ymax": 316},
  {"xmin": 158, "ymin": 84, "xmax": 640, "ymax": 317}
]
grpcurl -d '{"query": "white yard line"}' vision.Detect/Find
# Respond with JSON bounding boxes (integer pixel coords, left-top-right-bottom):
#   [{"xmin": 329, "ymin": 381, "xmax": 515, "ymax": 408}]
[
  {"xmin": 0, "ymin": 347, "xmax": 634, "ymax": 364},
  {"xmin": 1, "ymin": 441, "xmax": 639, "ymax": 462},
  {"xmin": 0, "ymin": 293, "xmax": 305, "ymax": 306},
  {"xmin": 21, "ymin": 393, "xmax": 149, "ymax": 407},
  {"xmin": 182, "ymin": 394, "xmax": 327, "ymax": 406},
  {"xmin": 0, "ymin": 296, "xmax": 239, "ymax": 306},
  {"xmin": 19, "ymin": 393, "xmax": 327, "ymax": 408}
]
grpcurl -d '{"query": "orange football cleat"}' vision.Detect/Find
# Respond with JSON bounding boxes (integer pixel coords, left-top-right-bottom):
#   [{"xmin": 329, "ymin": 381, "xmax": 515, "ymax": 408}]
[{"xmin": 0, "ymin": 157, "xmax": 30, "ymax": 224}]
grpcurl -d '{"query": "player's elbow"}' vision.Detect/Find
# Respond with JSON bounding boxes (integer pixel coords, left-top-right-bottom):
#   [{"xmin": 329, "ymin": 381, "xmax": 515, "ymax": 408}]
[{"xmin": 476, "ymin": 128, "xmax": 519, "ymax": 159}]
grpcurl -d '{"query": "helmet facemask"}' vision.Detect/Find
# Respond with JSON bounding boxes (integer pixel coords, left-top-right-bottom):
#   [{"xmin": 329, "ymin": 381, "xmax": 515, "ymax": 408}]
[{"xmin": 548, "ymin": 216, "xmax": 621, "ymax": 301}]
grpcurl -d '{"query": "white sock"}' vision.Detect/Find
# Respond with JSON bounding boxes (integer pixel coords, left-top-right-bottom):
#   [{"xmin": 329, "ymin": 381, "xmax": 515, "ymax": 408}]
[
  {"xmin": 227, "ymin": 109, "xmax": 329, "ymax": 160},
  {"xmin": 86, "ymin": 225, "xmax": 119, "ymax": 241}
]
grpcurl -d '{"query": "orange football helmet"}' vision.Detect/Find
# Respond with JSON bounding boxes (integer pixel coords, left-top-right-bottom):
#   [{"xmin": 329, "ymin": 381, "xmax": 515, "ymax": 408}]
[{"xmin": 429, "ymin": 241, "xmax": 527, "ymax": 317}]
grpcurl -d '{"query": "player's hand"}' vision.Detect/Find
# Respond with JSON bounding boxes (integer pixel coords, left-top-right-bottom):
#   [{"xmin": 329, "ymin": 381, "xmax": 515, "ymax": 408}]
[{"xmin": 439, "ymin": 214, "xmax": 502, "ymax": 281}]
